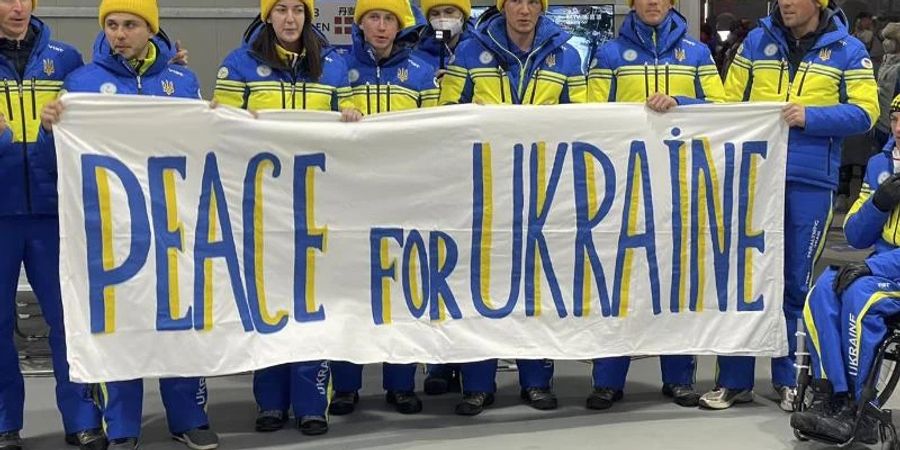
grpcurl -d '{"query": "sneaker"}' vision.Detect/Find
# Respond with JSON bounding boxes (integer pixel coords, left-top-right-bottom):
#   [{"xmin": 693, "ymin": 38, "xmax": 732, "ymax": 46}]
[
  {"xmin": 172, "ymin": 427, "xmax": 218, "ymax": 450},
  {"xmin": 699, "ymin": 387, "xmax": 753, "ymax": 410},
  {"xmin": 586, "ymin": 387, "xmax": 623, "ymax": 410},
  {"xmin": 298, "ymin": 416, "xmax": 328, "ymax": 436},
  {"xmin": 455, "ymin": 392, "xmax": 495, "ymax": 416},
  {"xmin": 520, "ymin": 387, "xmax": 558, "ymax": 410},
  {"xmin": 662, "ymin": 383, "xmax": 700, "ymax": 407},
  {"xmin": 255, "ymin": 410, "xmax": 288, "ymax": 432},
  {"xmin": 107, "ymin": 438, "xmax": 139, "ymax": 450},
  {"xmin": 774, "ymin": 385, "xmax": 797, "ymax": 412},
  {"xmin": 74, "ymin": 429, "xmax": 108, "ymax": 450},
  {"xmin": 0, "ymin": 431, "xmax": 22, "ymax": 450},
  {"xmin": 386, "ymin": 391, "xmax": 423, "ymax": 414},
  {"xmin": 328, "ymin": 391, "xmax": 359, "ymax": 416}
]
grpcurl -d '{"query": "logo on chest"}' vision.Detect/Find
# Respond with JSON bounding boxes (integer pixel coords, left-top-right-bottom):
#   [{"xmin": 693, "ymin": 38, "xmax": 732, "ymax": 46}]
[
  {"xmin": 397, "ymin": 67, "xmax": 409, "ymax": 83},
  {"xmin": 42, "ymin": 59, "xmax": 54, "ymax": 76},
  {"xmin": 256, "ymin": 65, "xmax": 272, "ymax": 77},
  {"xmin": 674, "ymin": 48, "xmax": 686, "ymax": 62},
  {"xmin": 623, "ymin": 49, "xmax": 638, "ymax": 62},
  {"xmin": 764, "ymin": 43, "xmax": 778, "ymax": 57},
  {"xmin": 479, "ymin": 51, "xmax": 494, "ymax": 65},
  {"xmin": 818, "ymin": 48, "xmax": 831, "ymax": 62},
  {"xmin": 545, "ymin": 53, "xmax": 556, "ymax": 68},
  {"xmin": 100, "ymin": 82, "xmax": 117, "ymax": 95},
  {"xmin": 161, "ymin": 80, "xmax": 175, "ymax": 96}
]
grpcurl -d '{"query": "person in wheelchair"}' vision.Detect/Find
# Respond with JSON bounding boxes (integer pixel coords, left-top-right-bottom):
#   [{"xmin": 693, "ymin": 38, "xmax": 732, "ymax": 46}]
[{"xmin": 789, "ymin": 93, "xmax": 900, "ymax": 445}]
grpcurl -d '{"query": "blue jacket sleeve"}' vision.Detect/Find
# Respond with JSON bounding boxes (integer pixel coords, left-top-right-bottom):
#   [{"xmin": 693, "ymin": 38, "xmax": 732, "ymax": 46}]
[
  {"xmin": 845, "ymin": 199, "xmax": 891, "ymax": 248},
  {"xmin": 866, "ymin": 249, "xmax": 900, "ymax": 279}
]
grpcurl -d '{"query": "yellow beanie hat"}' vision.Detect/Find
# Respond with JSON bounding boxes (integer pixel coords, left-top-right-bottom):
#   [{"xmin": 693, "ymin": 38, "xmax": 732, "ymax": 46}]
[
  {"xmin": 354, "ymin": 0, "xmax": 415, "ymax": 29},
  {"xmin": 421, "ymin": 0, "xmax": 471, "ymax": 19},
  {"xmin": 496, "ymin": 0, "xmax": 547, "ymax": 11},
  {"xmin": 626, "ymin": 0, "xmax": 676, "ymax": 7},
  {"xmin": 261, "ymin": 0, "xmax": 316, "ymax": 21},
  {"xmin": 99, "ymin": 0, "xmax": 159, "ymax": 34}
]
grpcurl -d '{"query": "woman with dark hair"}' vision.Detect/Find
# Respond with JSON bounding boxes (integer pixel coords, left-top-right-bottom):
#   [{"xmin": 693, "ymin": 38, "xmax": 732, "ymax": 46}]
[
  {"xmin": 214, "ymin": 0, "xmax": 361, "ymax": 120},
  {"xmin": 212, "ymin": 0, "xmax": 360, "ymax": 436}
]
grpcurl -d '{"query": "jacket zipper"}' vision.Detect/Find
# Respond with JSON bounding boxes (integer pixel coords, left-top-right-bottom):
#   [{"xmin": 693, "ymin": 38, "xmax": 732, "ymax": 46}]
[
  {"xmin": 375, "ymin": 65, "xmax": 381, "ymax": 114},
  {"xmin": 664, "ymin": 63, "xmax": 670, "ymax": 95},
  {"xmin": 291, "ymin": 80, "xmax": 296, "ymax": 109},
  {"xmin": 386, "ymin": 82, "xmax": 391, "ymax": 112},
  {"xmin": 29, "ymin": 76, "xmax": 35, "ymax": 119},
  {"xmin": 13, "ymin": 41, "xmax": 34, "ymax": 213},
  {"xmin": 301, "ymin": 81, "xmax": 307, "ymax": 110},
  {"xmin": 365, "ymin": 83, "xmax": 371, "ymax": 115},
  {"xmin": 280, "ymin": 81, "xmax": 286, "ymax": 109}
]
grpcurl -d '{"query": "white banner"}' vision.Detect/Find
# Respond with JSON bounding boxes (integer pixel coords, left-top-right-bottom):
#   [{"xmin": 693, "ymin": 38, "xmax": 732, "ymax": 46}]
[{"xmin": 56, "ymin": 94, "xmax": 789, "ymax": 383}]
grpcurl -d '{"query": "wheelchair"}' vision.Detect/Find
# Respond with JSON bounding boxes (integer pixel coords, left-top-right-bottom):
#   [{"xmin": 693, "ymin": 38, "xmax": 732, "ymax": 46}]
[{"xmin": 793, "ymin": 319, "xmax": 900, "ymax": 448}]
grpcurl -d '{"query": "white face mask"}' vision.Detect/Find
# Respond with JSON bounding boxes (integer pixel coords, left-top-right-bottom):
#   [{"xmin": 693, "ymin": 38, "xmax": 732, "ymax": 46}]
[{"xmin": 431, "ymin": 17, "xmax": 463, "ymax": 39}]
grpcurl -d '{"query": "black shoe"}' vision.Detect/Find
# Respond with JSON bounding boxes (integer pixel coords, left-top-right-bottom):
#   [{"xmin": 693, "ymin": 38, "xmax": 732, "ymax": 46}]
[
  {"xmin": 791, "ymin": 399, "xmax": 855, "ymax": 443},
  {"xmin": 255, "ymin": 410, "xmax": 288, "ymax": 432},
  {"xmin": 455, "ymin": 392, "xmax": 495, "ymax": 416},
  {"xmin": 520, "ymin": 387, "xmax": 558, "ymax": 410},
  {"xmin": 66, "ymin": 433, "xmax": 79, "ymax": 446},
  {"xmin": 424, "ymin": 375, "xmax": 449, "ymax": 396},
  {"xmin": 0, "ymin": 431, "xmax": 22, "ymax": 450},
  {"xmin": 107, "ymin": 438, "xmax": 138, "ymax": 450},
  {"xmin": 298, "ymin": 416, "xmax": 328, "ymax": 436},
  {"xmin": 328, "ymin": 391, "xmax": 359, "ymax": 416},
  {"xmin": 424, "ymin": 368, "xmax": 461, "ymax": 396},
  {"xmin": 74, "ymin": 428, "xmax": 108, "ymax": 450},
  {"xmin": 386, "ymin": 391, "xmax": 423, "ymax": 414},
  {"xmin": 586, "ymin": 387, "xmax": 623, "ymax": 410},
  {"xmin": 662, "ymin": 383, "xmax": 700, "ymax": 407}
]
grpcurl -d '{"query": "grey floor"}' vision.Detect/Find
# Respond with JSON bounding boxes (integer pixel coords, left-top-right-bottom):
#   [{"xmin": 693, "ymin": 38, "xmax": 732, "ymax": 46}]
[
  {"xmin": 17, "ymin": 356, "xmax": 893, "ymax": 450},
  {"xmin": 14, "ymin": 213, "xmax": 889, "ymax": 450}
]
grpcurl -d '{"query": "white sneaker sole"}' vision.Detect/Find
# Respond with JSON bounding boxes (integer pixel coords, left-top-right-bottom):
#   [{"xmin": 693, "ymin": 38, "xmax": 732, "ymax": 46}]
[
  {"xmin": 699, "ymin": 391, "xmax": 754, "ymax": 410},
  {"xmin": 172, "ymin": 435, "xmax": 218, "ymax": 450}
]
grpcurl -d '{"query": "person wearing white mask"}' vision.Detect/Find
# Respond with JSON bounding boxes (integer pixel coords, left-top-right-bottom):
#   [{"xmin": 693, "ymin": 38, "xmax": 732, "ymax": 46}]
[
  {"xmin": 410, "ymin": 0, "xmax": 472, "ymax": 397},
  {"xmin": 413, "ymin": 0, "xmax": 473, "ymax": 74}
]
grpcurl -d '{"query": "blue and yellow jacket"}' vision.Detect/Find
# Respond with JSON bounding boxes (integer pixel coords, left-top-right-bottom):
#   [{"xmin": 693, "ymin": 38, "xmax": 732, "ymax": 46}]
[
  {"xmin": 438, "ymin": 14, "xmax": 586, "ymax": 105},
  {"xmin": 0, "ymin": 17, "xmax": 83, "ymax": 216},
  {"xmin": 587, "ymin": 9, "xmax": 724, "ymax": 104},
  {"xmin": 844, "ymin": 137, "xmax": 900, "ymax": 278},
  {"xmin": 724, "ymin": 4, "xmax": 879, "ymax": 189},
  {"xmin": 344, "ymin": 25, "xmax": 439, "ymax": 114},
  {"xmin": 62, "ymin": 31, "xmax": 201, "ymax": 98},
  {"xmin": 411, "ymin": 19, "xmax": 477, "ymax": 71},
  {"xmin": 213, "ymin": 24, "xmax": 353, "ymax": 112}
]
